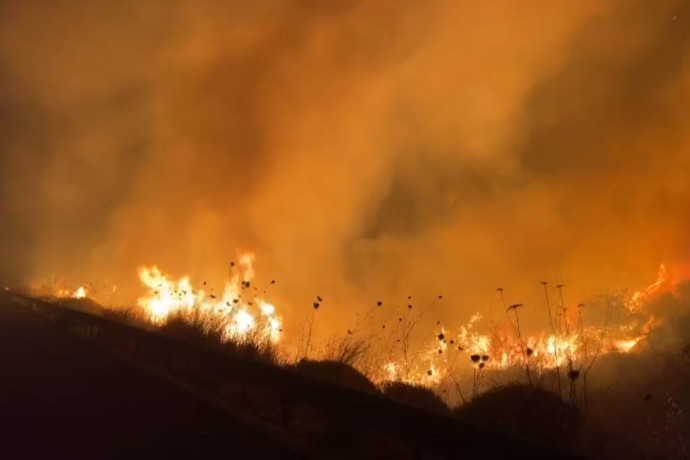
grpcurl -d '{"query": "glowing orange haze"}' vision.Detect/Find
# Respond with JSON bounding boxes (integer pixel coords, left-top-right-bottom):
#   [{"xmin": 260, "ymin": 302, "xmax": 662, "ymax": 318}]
[{"xmin": 3, "ymin": 2, "xmax": 690, "ymax": 373}]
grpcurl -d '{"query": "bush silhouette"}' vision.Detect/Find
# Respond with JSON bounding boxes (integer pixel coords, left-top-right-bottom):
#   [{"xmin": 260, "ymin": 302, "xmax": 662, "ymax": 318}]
[
  {"xmin": 292, "ymin": 359, "xmax": 379, "ymax": 394},
  {"xmin": 381, "ymin": 381, "xmax": 450, "ymax": 415},
  {"xmin": 159, "ymin": 314, "xmax": 276, "ymax": 364},
  {"xmin": 454, "ymin": 384, "xmax": 582, "ymax": 449},
  {"xmin": 55, "ymin": 297, "xmax": 105, "ymax": 317}
]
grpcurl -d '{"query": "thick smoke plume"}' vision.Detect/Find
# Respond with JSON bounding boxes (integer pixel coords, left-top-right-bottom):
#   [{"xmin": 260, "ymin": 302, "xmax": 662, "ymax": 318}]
[{"xmin": 1, "ymin": 0, "xmax": 689, "ymax": 336}]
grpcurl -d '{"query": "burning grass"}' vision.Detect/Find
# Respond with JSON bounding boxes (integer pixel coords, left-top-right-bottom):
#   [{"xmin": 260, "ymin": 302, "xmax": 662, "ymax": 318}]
[
  {"xmin": 136, "ymin": 255, "xmax": 282, "ymax": 345},
  {"xmin": 29, "ymin": 257, "xmax": 690, "ymax": 458},
  {"xmin": 34, "ymin": 258, "xmax": 675, "ymax": 397},
  {"xmin": 159, "ymin": 313, "xmax": 278, "ymax": 364},
  {"xmin": 34, "ymin": 257, "xmax": 676, "ymax": 398}
]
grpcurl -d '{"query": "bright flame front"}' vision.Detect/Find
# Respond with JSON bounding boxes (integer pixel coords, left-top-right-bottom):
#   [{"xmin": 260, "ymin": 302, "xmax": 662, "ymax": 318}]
[{"xmin": 136, "ymin": 253, "xmax": 282, "ymax": 344}]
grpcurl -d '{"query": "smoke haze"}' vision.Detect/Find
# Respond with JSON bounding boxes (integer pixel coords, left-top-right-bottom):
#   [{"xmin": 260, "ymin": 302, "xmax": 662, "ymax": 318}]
[{"xmin": 1, "ymin": 0, "xmax": 690, "ymax": 334}]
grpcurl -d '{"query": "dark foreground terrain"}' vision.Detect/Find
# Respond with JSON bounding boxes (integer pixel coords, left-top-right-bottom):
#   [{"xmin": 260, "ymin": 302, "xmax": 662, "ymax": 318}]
[{"xmin": 0, "ymin": 293, "xmax": 301, "ymax": 458}]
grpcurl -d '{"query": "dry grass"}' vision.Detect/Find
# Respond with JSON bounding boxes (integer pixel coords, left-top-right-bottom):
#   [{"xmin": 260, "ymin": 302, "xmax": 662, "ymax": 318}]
[
  {"xmin": 158, "ymin": 313, "xmax": 278, "ymax": 364},
  {"xmin": 35, "ymin": 284, "xmax": 690, "ymax": 459}
]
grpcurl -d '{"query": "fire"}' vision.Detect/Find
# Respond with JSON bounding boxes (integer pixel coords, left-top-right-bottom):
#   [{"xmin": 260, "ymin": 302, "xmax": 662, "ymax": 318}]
[
  {"xmin": 629, "ymin": 264, "xmax": 668, "ymax": 311},
  {"xmin": 384, "ymin": 362, "xmax": 398, "ymax": 381},
  {"xmin": 28, "ymin": 257, "xmax": 688, "ymax": 398},
  {"xmin": 137, "ymin": 267, "xmax": 196, "ymax": 322},
  {"xmin": 377, "ymin": 324, "xmax": 644, "ymax": 389},
  {"xmin": 136, "ymin": 253, "xmax": 282, "ymax": 344},
  {"xmin": 55, "ymin": 286, "xmax": 87, "ymax": 299},
  {"xmin": 614, "ymin": 337, "xmax": 641, "ymax": 353},
  {"xmin": 375, "ymin": 263, "xmax": 681, "ymax": 389},
  {"xmin": 381, "ymin": 360, "xmax": 442, "ymax": 387},
  {"xmin": 628, "ymin": 262, "xmax": 690, "ymax": 311}
]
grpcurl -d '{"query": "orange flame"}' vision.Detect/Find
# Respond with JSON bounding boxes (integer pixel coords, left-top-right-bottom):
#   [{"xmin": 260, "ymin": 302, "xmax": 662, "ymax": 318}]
[
  {"xmin": 136, "ymin": 253, "xmax": 282, "ymax": 344},
  {"xmin": 30, "ymin": 258, "xmax": 689, "ymax": 394},
  {"xmin": 74, "ymin": 286, "xmax": 87, "ymax": 299},
  {"xmin": 629, "ymin": 262, "xmax": 690, "ymax": 311},
  {"xmin": 377, "ymin": 263, "xmax": 682, "ymax": 388}
]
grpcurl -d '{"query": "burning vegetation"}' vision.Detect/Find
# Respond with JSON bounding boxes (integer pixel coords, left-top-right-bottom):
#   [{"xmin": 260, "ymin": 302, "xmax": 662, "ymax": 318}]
[
  {"xmin": 28, "ymin": 255, "xmax": 690, "ymax": 458},
  {"xmin": 31, "ymin": 256, "xmax": 685, "ymax": 401},
  {"xmin": 136, "ymin": 253, "xmax": 282, "ymax": 345},
  {"xmin": 5, "ymin": 1, "xmax": 690, "ymax": 456}
]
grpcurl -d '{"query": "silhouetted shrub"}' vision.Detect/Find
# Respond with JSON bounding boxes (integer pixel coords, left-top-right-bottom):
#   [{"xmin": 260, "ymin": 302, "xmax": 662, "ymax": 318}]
[
  {"xmin": 454, "ymin": 383, "xmax": 582, "ymax": 450},
  {"xmin": 159, "ymin": 314, "xmax": 213, "ymax": 344},
  {"xmin": 55, "ymin": 297, "xmax": 105, "ymax": 316},
  {"xmin": 101, "ymin": 307, "xmax": 150, "ymax": 329},
  {"xmin": 292, "ymin": 359, "xmax": 379, "ymax": 394},
  {"xmin": 159, "ymin": 314, "xmax": 276, "ymax": 364},
  {"xmin": 381, "ymin": 382, "xmax": 450, "ymax": 416}
]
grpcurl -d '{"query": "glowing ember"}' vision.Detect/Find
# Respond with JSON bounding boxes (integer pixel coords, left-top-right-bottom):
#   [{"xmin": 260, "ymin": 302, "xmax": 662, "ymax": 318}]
[
  {"xmin": 54, "ymin": 286, "xmax": 87, "ymax": 299},
  {"xmin": 614, "ymin": 337, "xmax": 641, "ymax": 353}
]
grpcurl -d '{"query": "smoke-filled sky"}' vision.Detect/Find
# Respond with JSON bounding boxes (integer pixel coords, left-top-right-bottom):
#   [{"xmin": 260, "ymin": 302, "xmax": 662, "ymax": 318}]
[{"xmin": 1, "ymin": 0, "xmax": 689, "ymax": 332}]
